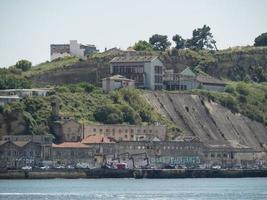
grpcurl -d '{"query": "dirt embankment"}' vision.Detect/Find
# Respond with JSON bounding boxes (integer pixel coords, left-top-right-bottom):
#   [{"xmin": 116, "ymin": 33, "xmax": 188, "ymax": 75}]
[{"xmin": 143, "ymin": 91, "xmax": 267, "ymax": 151}]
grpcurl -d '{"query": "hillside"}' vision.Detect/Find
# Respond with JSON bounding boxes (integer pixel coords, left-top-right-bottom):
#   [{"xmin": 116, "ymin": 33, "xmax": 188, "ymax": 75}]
[
  {"xmin": 21, "ymin": 46, "xmax": 267, "ymax": 86},
  {"xmin": 143, "ymin": 90, "xmax": 267, "ymax": 151},
  {"xmin": 0, "ymin": 84, "xmax": 176, "ymax": 137}
]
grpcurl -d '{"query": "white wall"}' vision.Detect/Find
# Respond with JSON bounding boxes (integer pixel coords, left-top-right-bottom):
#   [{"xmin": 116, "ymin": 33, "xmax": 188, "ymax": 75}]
[
  {"xmin": 70, "ymin": 40, "xmax": 85, "ymax": 59},
  {"xmin": 51, "ymin": 52, "xmax": 70, "ymax": 61}
]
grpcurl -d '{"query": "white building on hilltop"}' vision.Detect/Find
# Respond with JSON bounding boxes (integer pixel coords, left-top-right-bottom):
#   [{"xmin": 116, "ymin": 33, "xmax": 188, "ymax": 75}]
[{"xmin": 50, "ymin": 40, "xmax": 98, "ymax": 61}]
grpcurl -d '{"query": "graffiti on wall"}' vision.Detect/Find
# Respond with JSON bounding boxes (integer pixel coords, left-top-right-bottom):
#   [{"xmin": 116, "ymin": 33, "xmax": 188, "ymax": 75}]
[{"xmin": 150, "ymin": 156, "xmax": 200, "ymax": 165}]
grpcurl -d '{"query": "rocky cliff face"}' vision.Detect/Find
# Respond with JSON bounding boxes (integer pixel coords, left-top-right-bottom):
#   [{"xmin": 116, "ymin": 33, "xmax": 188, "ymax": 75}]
[{"xmin": 143, "ymin": 91, "xmax": 267, "ymax": 151}]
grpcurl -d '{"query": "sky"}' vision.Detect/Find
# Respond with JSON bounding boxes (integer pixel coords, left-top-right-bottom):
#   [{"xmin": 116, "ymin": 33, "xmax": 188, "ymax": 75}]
[{"xmin": 0, "ymin": 0, "xmax": 266, "ymax": 68}]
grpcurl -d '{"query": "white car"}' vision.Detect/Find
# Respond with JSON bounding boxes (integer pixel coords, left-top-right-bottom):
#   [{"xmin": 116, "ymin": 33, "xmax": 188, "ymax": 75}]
[
  {"xmin": 40, "ymin": 166, "xmax": 50, "ymax": 170},
  {"xmin": 212, "ymin": 165, "xmax": 221, "ymax": 169},
  {"xmin": 22, "ymin": 166, "xmax": 32, "ymax": 170}
]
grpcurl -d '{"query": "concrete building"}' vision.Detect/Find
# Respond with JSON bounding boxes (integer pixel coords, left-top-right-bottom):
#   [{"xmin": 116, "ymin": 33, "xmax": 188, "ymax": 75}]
[
  {"xmin": 83, "ymin": 124, "xmax": 166, "ymax": 142},
  {"xmin": 51, "ymin": 142, "xmax": 95, "ymax": 166},
  {"xmin": 0, "ymin": 95, "xmax": 20, "ymax": 106},
  {"xmin": 110, "ymin": 56, "xmax": 164, "ymax": 90},
  {"xmin": 196, "ymin": 74, "xmax": 226, "ymax": 91},
  {"xmin": 0, "ymin": 88, "xmax": 52, "ymax": 98},
  {"xmin": 102, "ymin": 75, "xmax": 135, "ymax": 92},
  {"xmin": 0, "ymin": 135, "xmax": 53, "ymax": 169},
  {"xmin": 50, "ymin": 40, "xmax": 98, "ymax": 61},
  {"xmin": 164, "ymin": 67, "xmax": 198, "ymax": 90},
  {"xmin": 0, "ymin": 134, "xmax": 263, "ymax": 169},
  {"xmin": 163, "ymin": 67, "xmax": 226, "ymax": 91}
]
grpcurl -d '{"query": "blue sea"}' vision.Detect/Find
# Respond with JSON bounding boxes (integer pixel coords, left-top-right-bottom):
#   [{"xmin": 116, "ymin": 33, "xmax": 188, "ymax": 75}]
[{"xmin": 0, "ymin": 178, "xmax": 267, "ymax": 200}]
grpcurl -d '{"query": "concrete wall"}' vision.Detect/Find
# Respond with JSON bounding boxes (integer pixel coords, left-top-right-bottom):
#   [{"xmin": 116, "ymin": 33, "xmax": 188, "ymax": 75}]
[{"xmin": 200, "ymin": 83, "xmax": 225, "ymax": 91}]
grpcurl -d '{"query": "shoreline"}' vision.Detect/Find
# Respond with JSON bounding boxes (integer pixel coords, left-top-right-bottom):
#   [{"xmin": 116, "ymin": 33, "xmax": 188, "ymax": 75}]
[{"xmin": 1, "ymin": 168, "xmax": 267, "ymax": 179}]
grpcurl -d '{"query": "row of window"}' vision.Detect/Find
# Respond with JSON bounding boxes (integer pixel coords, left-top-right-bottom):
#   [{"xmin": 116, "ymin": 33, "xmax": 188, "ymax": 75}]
[
  {"xmin": 93, "ymin": 128, "xmax": 158, "ymax": 134},
  {"xmin": 3, "ymin": 150, "xmax": 40, "ymax": 157},
  {"xmin": 118, "ymin": 145, "xmax": 201, "ymax": 151},
  {"xmin": 54, "ymin": 151, "xmax": 92, "ymax": 157},
  {"xmin": 112, "ymin": 66, "xmax": 144, "ymax": 74}
]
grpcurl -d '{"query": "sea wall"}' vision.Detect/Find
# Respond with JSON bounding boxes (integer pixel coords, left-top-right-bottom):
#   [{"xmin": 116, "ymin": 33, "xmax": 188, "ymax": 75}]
[{"xmin": 1, "ymin": 169, "xmax": 267, "ymax": 179}]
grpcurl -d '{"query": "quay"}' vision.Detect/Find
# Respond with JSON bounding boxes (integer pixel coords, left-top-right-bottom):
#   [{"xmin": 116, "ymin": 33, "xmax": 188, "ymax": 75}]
[{"xmin": 1, "ymin": 169, "xmax": 267, "ymax": 179}]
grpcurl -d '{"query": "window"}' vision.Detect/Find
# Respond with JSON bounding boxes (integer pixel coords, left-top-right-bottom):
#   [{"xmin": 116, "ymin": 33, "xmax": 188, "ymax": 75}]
[
  {"xmin": 100, "ymin": 129, "xmax": 103, "ymax": 132},
  {"xmin": 93, "ymin": 129, "xmax": 96, "ymax": 132}
]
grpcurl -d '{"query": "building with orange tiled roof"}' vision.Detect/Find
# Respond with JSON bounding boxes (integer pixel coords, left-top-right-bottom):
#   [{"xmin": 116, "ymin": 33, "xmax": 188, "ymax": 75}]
[{"xmin": 51, "ymin": 142, "xmax": 95, "ymax": 165}]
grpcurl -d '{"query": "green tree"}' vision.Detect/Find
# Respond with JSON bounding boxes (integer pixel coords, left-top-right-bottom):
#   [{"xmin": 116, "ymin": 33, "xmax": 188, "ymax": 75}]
[
  {"xmin": 94, "ymin": 104, "xmax": 123, "ymax": 124},
  {"xmin": 149, "ymin": 34, "xmax": 171, "ymax": 51},
  {"xmin": 172, "ymin": 34, "xmax": 185, "ymax": 49},
  {"xmin": 133, "ymin": 40, "xmax": 153, "ymax": 51},
  {"xmin": 15, "ymin": 59, "xmax": 32, "ymax": 71},
  {"xmin": 254, "ymin": 32, "xmax": 267, "ymax": 47},
  {"xmin": 186, "ymin": 25, "xmax": 217, "ymax": 50}
]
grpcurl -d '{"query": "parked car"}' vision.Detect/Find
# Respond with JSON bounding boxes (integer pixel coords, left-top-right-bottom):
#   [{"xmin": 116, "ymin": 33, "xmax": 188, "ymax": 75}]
[
  {"xmin": 40, "ymin": 166, "xmax": 50, "ymax": 170},
  {"xmin": 212, "ymin": 165, "xmax": 221, "ymax": 169},
  {"xmin": 66, "ymin": 165, "xmax": 75, "ymax": 169},
  {"xmin": 22, "ymin": 166, "xmax": 32, "ymax": 170},
  {"xmin": 56, "ymin": 165, "xmax": 65, "ymax": 169}
]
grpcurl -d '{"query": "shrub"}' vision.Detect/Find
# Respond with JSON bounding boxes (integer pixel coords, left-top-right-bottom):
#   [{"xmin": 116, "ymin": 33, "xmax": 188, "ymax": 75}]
[
  {"xmin": 236, "ymin": 83, "xmax": 249, "ymax": 96},
  {"xmin": 15, "ymin": 60, "xmax": 32, "ymax": 71},
  {"xmin": 225, "ymin": 85, "xmax": 235, "ymax": 94}
]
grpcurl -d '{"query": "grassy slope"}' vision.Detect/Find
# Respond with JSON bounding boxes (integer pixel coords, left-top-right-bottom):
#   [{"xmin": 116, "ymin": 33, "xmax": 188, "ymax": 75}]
[
  {"xmin": 21, "ymin": 57, "xmax": 79, "ymax": 78},
  {"xmin": 1, "ymin": 84, "xmax": 177, "ymax": 136},
  {"xmin": 193, "ymin": 82, "xmax": 267, "ymax": 125}
]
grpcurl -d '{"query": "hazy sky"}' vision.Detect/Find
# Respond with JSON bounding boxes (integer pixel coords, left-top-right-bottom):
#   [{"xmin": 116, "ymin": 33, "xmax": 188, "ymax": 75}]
[{"xmin": 0, "ymin": 0, "xmax": 266, "ymax": 67}]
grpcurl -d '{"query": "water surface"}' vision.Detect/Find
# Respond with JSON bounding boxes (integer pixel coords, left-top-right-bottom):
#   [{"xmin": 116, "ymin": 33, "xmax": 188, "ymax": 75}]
[{"xmin": 0, "ymin": 178, "xmax": 267, "ymax": 200}]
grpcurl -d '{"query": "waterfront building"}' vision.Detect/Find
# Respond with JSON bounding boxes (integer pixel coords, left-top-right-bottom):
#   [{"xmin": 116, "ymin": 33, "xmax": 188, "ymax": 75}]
[
  {"xmin": 0, "ymin": 135, "xmax": 53, "ymax": 169},
  {"xmin": 83, "ymin": 123, "xmax": 166, "ymax": 142}
]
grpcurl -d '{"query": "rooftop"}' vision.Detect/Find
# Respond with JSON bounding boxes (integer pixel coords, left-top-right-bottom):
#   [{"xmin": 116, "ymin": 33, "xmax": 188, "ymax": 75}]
[
  {"xmin": 52, "ymin": 142, "xmax": 89, "ymax": 148},
  {"xmin": 110, "ymin": 55, "xmax": 158, "ymax": 63},
  {"xmin": 196, "ymin": 74, "xmax": 226, "ymax": 85},
  {"xmin": 0, "ymin": 95, "xmax": 20, "ymax": 99}
]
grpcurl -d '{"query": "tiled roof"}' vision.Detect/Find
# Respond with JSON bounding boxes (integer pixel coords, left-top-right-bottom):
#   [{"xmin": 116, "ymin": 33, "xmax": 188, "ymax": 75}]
[
  {"xmin": 110, "ymin": 56, "xmax": 158, "ymax": 63},
  {"xmin": 82, "ymin": 135, "xmax": 115, "ymax": 144},
  {"xmin": 52, "ymin": 142, "xmax": 89, "ymax": 148},
  {"xmin": 196, "ymin": 74, "xmax": 226, "ymax": 85}
]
